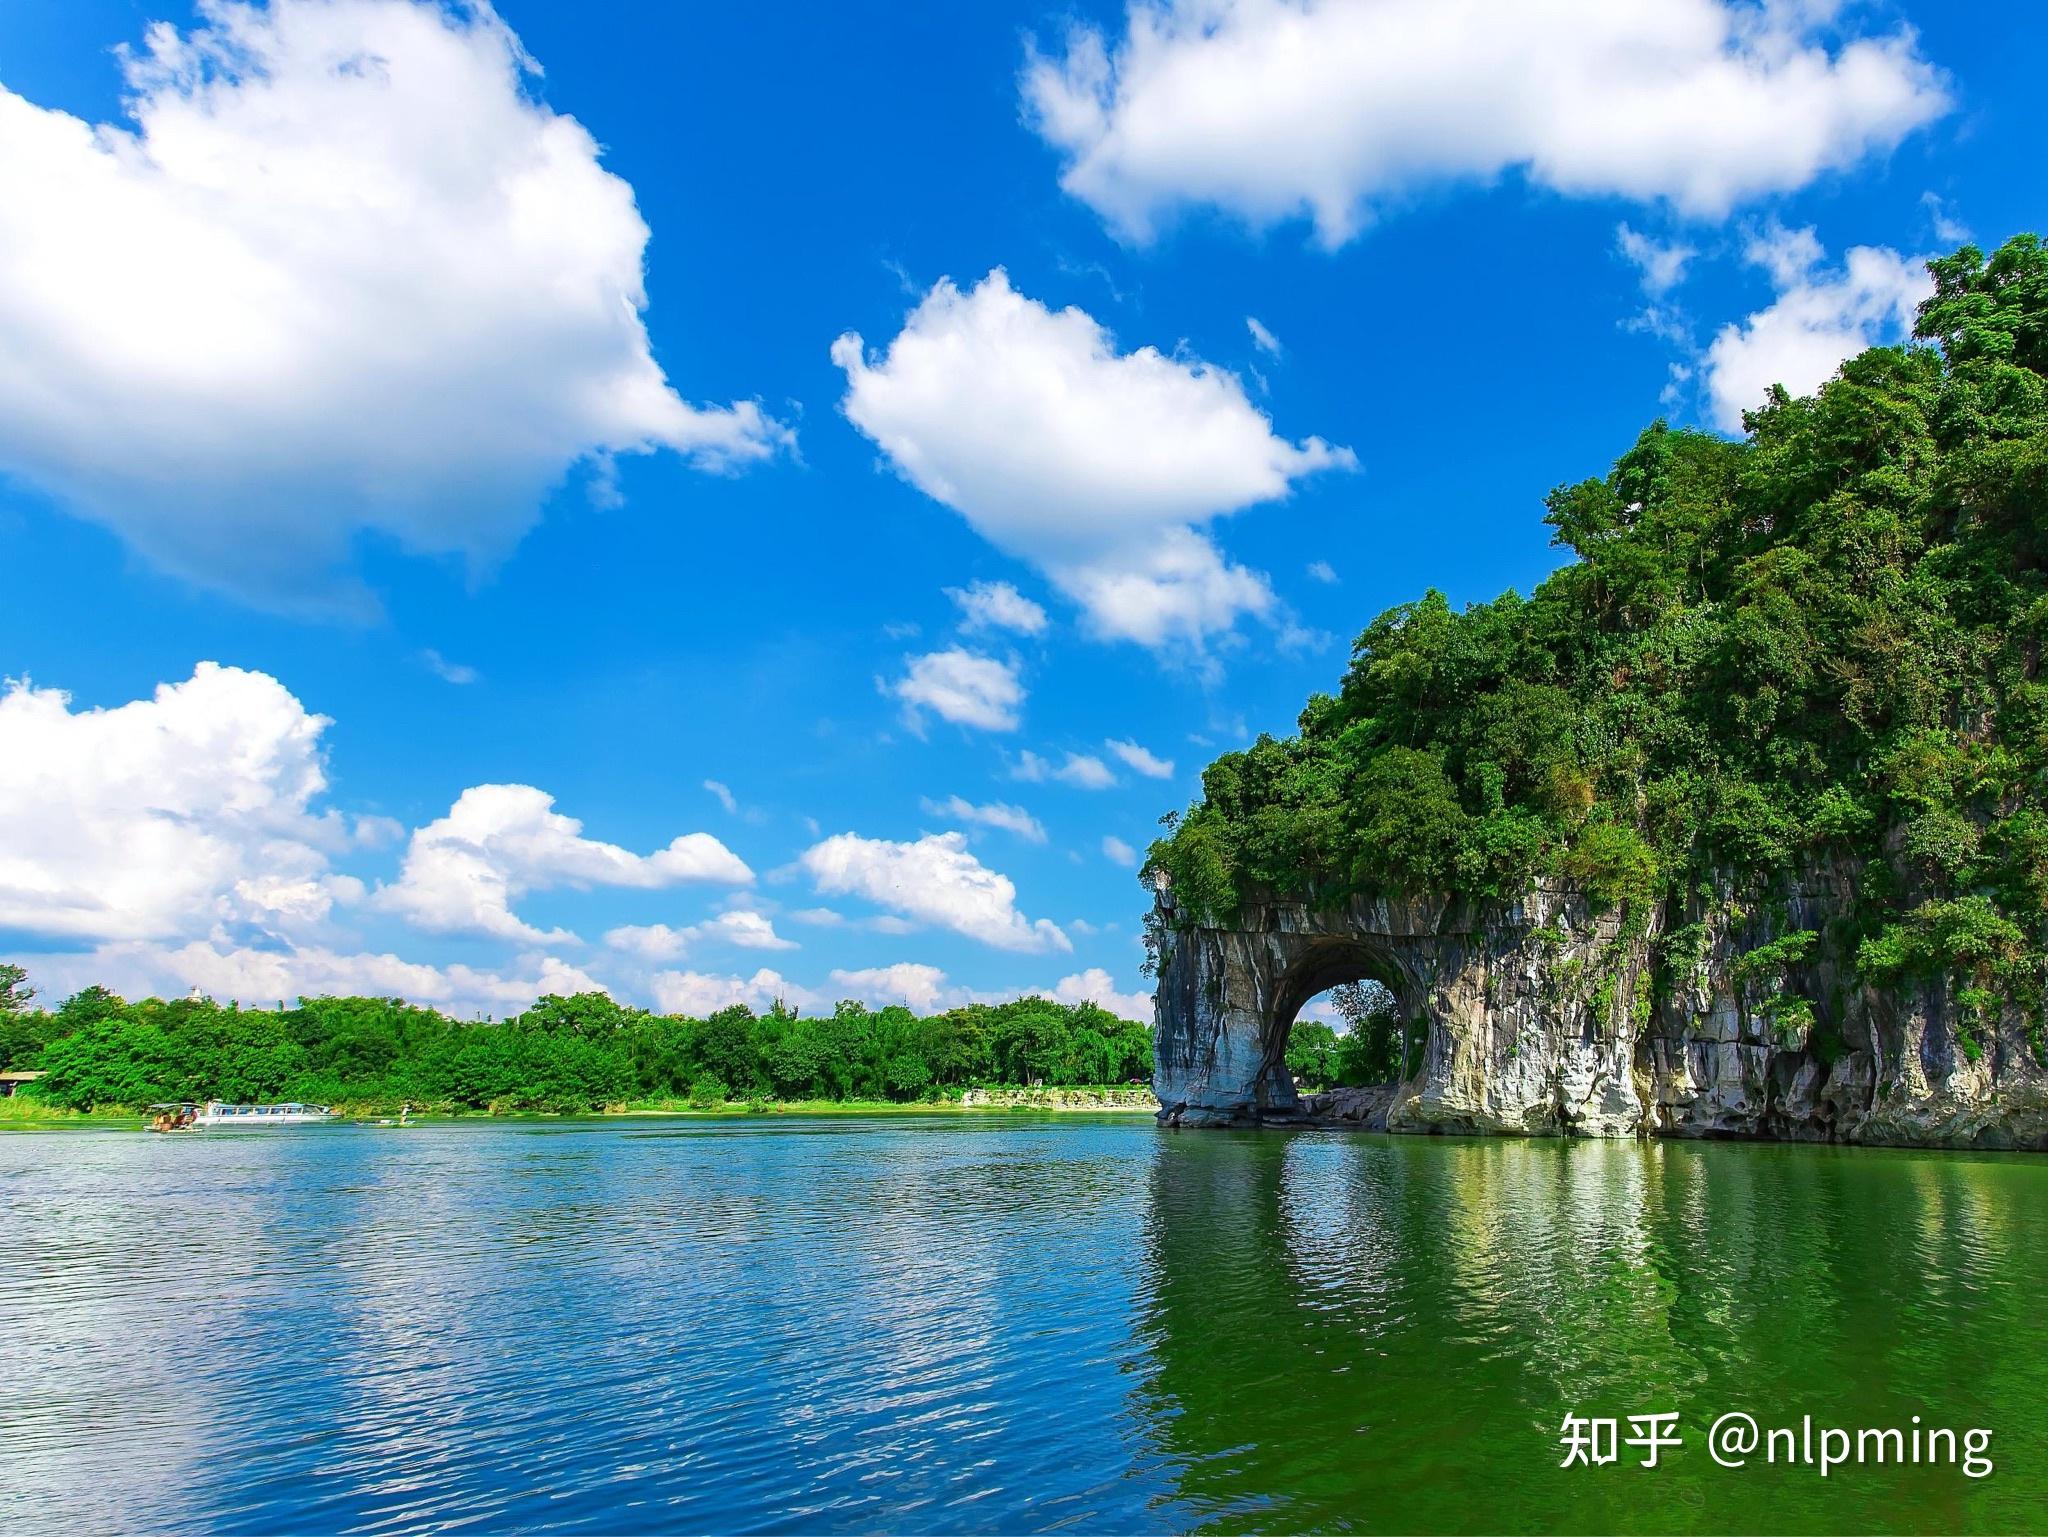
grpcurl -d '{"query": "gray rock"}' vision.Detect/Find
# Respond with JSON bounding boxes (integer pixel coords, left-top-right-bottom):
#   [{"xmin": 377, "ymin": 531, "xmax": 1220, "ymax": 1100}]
[{"xmin": 1147, "ymin": 876, "xmax": 2048, "ymax": 1150}]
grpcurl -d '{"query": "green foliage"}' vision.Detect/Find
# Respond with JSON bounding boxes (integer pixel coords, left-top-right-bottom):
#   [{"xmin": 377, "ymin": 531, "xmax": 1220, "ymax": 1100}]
[
  {"xmin": 1856, "ymin": 896, "xmax": 2031, "ymax": 995},
  {"xmin": 1285, "ymin": 1021, "xmax": 1340, "ymax": 1088},
  {"xmin": 4, "ymin": 979, "xmax": 1153, "ymax": 1112},
  {"xmin": 1324, "ymin": 981, "xmax": 1404, "ymax": 1085},
  {"xmin": 1145, "ymin": 234, "xmax": 2048, "ymax": 1037},
  {"xmin": 1731, "ymin": 930, "xmax": 1819, "ymax": 988},
  {"xmin": 1557, "ymin": 823, "xmax": 1659, "ymax": 913},
  {"xmin": 0, "ymin": 962, "xmax": 51, "ymax": 1070}
]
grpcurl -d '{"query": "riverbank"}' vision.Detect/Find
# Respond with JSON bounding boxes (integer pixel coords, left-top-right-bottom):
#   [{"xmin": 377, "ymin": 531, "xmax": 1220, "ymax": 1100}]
[
  {"xmin": 956, "ymin": 1086, "xmax": 1158, "ymax": 1110},
  {"xmin": 0, "ymin": 1087, "xmax": 1161, "ymax": 1129},
  {"xmin": 0, "ymin": 1098, "xmax": 136, "ymax": 1129}
]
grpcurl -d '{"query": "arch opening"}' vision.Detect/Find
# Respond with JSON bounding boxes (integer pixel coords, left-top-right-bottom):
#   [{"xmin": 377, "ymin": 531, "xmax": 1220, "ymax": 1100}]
[
  {"xmin": 1256, "ymin": 939, "xmax": 1418, "ymax": 1118},
  {"xmin": 1284, "ymin": 980, "xmax": 1403, "ymax": 1093}
]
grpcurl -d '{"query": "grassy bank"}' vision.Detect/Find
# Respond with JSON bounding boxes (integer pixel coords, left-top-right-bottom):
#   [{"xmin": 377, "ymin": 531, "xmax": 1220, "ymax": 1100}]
[{"xmin": 0, "ymin": 1097, "xmax": 138, "ymax": 1129}]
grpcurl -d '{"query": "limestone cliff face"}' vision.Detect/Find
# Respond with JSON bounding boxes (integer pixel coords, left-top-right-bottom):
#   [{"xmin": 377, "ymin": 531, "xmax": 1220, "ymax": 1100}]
[{"xmin": 1149, "ymin": 876, "xmax": 2048, "ymax": 1150}]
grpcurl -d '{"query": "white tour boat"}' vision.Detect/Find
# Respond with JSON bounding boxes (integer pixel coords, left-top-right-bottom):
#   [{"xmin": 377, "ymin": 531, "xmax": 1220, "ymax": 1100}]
[{"xmin": 190, "ymin": 1100, "xmax": 338, "ymax": 1127}]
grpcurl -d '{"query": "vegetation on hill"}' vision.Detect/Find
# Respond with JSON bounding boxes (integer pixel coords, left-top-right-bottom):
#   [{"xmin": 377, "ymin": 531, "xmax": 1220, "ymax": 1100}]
[
  {"xmin": 1146, "ymin": 236, "xmax": 2048, "ymax": 1037},
  {"xmin": 0, "ymin": 964, "xmax": 1151, "ymax": 1113}
]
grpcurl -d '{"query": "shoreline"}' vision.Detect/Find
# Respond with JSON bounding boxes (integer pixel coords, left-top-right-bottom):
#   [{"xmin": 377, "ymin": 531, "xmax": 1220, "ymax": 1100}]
[{"xmin": 0, "ymin": 1088, "xmax": 1161, "ymax": 1130}]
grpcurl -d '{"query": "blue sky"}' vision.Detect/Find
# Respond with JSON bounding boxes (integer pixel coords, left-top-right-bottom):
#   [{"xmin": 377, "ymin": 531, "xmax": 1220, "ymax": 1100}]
[{"xmin": 1, "ymin": 0, "xmax": 2041, "ymax": 1019}]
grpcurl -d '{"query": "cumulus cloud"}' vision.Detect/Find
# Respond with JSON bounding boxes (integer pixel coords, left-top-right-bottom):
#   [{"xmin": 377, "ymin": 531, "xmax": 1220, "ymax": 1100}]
[
  {"xmin": 947, "ymin": 579, "xmax": 1049, "ymax": 635},
  {"xmin": 835, "ymin": 269, "xmax": 1351, "ymax": 651},
  {"xmin": 827, "ymin": 963, "xmax": 957, "ymax": 1013},
  {"xmin": 1101, "ymin": 835, "xmax": 1138, "ymax": 867},
  {"xmin": 603, "ymin": 910, "xmax": 795, "ymax": 962},
  {"xmin": 703, "ymin": 780, "xmax": 740, "ymax": 815},
  {"xmin": 1246, "ymin": 316, "xmax": 1283, "ymax": 356},
  {"xmin": 1105, "ymin": 738, "xmax": 1175, "ymax": 779},
  {"xmin": 1703, "ymin": 226, "xmax": 1932, "ymax": 432},
  {"xmin": 831, "ymin": 961, "xmax": 1151, "ymax": 1017},
  {"xmin": 920, "ymin": 795, "xmax": 1049, "ymax": 844},
  {"xmin": 375, "ymin": 784, "xmax": 753, "ymax": 944},
  {"xmin": 0, "ymin": 0, "xmax": 786, "ymax": 609},
  {"xmin": 0, "ymin": 663, "xmax": 358, "ymax": 945},
  {"xmin": 1052, "ymin": 967, "xmax": 1155, "ymax": 1022},
  {"xmin": 651, "ymin": 967, "xmax": 820, "ymax": 1017},
  {"xmin": 23, "ymin": 939, "xmax": 605, "ymax": 1022},
  {"xmin": 1306, "ymin": 559, "xmax": 1338, "ymax": 584},
  {"xmin": 798, "ymin": 831, "xmax": 1069, "ymax": 953},
  {"xmin": 889, "ymin": 648, "xmax": 1025, "ymax": 733},
  {"xmin": 1013, "ymin": 750, "xmax": 1118, "ymax": 790},
  {"xmin": 1024, "ymin": 0, "xmax": 1949, "ymax": 247}
]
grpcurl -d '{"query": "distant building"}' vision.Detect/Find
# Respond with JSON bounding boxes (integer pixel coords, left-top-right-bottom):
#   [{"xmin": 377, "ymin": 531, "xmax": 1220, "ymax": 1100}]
[{"xmin": 0, "ymin": 1071, "xmax": 44, "ymax": 1098}]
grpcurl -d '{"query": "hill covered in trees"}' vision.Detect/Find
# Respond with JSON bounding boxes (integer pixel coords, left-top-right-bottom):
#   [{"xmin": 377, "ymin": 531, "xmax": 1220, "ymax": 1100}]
[
  {"xmin": 1148, "ymin": 235, "xmax": 2048, "ymax": 1064},
  {"xmin": 0, "ymin": 965, "xmax": 1151, "ymax": 1113}
]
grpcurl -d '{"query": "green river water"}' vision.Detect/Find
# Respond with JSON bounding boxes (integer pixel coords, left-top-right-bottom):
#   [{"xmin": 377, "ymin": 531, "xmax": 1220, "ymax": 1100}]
[{"xmin": 1, "ymin": 1116, "xmax": 2040, "ymax": 1532}]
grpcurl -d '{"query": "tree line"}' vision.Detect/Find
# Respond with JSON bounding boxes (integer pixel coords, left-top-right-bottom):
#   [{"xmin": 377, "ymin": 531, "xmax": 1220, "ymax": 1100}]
[
  {"xmin": 0, "ymin": 965, "xmax": 1153, "ymax": 1112},
  {"xmin": 1146, "ymin": 234, "xmax": 2048, "ymax": 1056}
]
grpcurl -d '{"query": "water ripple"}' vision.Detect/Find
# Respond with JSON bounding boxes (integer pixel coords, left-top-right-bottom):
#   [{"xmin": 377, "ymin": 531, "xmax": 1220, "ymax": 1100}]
[{"xmin": 2, "ymin": 1120, "xmax": 2044, "ymax": 1534}]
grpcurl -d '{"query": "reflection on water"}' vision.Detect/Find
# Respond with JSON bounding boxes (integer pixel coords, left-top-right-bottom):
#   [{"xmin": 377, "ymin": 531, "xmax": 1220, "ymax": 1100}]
[
  {"xmin": 1, "ymin": 1120, "xmax": 2042, "ymax": 1533},
  {"xmin": 1135, "ymin": 1132, "xmax": 2047, "ymax": 1534}
]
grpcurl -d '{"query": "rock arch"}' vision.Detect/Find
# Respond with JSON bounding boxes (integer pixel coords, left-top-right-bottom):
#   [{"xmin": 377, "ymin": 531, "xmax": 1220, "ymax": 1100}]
[
  {"xmin": 1149, "ymin": 885, "xmax": 1648, "ymax": 1134},
  {"xmin": 1147, "ymin": 875, "xmax": 2048, "ymax": 1147}
]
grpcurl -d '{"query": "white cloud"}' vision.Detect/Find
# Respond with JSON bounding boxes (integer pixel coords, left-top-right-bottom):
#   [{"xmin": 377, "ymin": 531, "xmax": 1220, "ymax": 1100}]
[
  {"xmin": 1748, "ymin": 222, "xmax": 1827, "ymax": 287},
  {"xmin": 650, "ymin": 967, "xmax": 820, "ymax": 1017},
  {"xmin": 1702, "ymin": 227, "xmax": 1932, "ymax": 432},
  {"xmin": 1013, "ymin": 750, "xmax": 1118, "ymax": 790},
  {"xmin": 706, "ymin": 910, "xmax": 795, "ymax": 950},
  {"xmin": 1101, "ymin": 835, "xmax": 1138, "ymax": 868},
  {"xmin": 376, "ymin": 784, "xmax": 752, "ymax": 944},
  {"xmin": 352, "ymin": 814, "xmax": 407, "ymax": 850},
  {"xmin": 835, "ymin": 269, "xmax": 1351, "ymax": 651},
  {"xmin": 704, "ymin": 779, "xmax": 739, "ymax": 815},
  {"xmin": 1246, "ymin": 315, "xmax": 1283, "ymax": 356},
  {"xmin": 827, "ymin": 963, "xmax": 956, "ymax": 1013},
  {"xmin": 1052, "ymin": 967, "xmax": 1154, "ymax": 1022},
  {"xmin": 1306, "ymin": 559, "xmax": 1338, "ymax": 584},
  {"xmin": 422, "ymin": 649, "xmax": 478, "ymax": 685},
  {"xmin": 889, "ymin": 648, "xmax": 1025, "ymax": 733},
  {"xmin": 1105, "ymin": 738, "xmax": 1175, "ymax": 779},
  {"xmin": 798, "ymin": 831, "xmax": 1070, "ymax": 953},
  {"xmin": 0, "ymin": 0, "xmax": 786, "ymax": 610},
  {"xmin": 828, "ymin": 960, "xmax": 1144, "ymax": 1017},
  {"xmin": 24, "ymin": 939, "xmax": 606, "ymax": 1022},
  {"xmin": 788, "ymin": 906, "xmax": 845, "ymax": 927},
  {"xmin": 0, "ymin": 663, "xmax": 357, "ymax": 945},
  {"xmin": 1921, "ymin": 191, "xmax": 1969, "ymax": 245},
  {"xmin": 920, "ymin": 795, "xmax": 1049, "ymax": 844},
  {"xmin": 603, "ymin": 923, "xmax": 693, "ymax": 962},
  {"xmin": 947, "ymin": 579, "xmax": 1049, "ymax": 635},
  {"xmin": 1617, "ymin": 223, "xmax": 1697, "ymax": 296},
  {"xmin": 603, "ymin": 910, "xmax": 795, "ymax": 962},
  {"xmin": 1024, "ymin": 0, "xmax": 1949, "ymax": 247}
]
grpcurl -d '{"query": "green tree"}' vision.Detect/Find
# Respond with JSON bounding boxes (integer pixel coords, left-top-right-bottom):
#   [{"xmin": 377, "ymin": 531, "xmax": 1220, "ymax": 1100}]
[
  {"xmin": 1285, "ymin": 1021, "xmax": 1340, "ymax": 1088},
  {"xmin": 0, "ymin": 963, "xmax": 48, "ymax": 1070},
  {"xmin": 1141, "ymin": 231, "xmax": 2048, "ymax": 1072}
]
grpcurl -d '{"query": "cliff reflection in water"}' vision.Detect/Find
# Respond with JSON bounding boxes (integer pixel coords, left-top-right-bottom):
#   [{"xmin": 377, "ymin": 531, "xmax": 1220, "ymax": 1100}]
[{"xmin": 1131, "ymin": 1130, "xmax": 2048, "ymax": 1535}]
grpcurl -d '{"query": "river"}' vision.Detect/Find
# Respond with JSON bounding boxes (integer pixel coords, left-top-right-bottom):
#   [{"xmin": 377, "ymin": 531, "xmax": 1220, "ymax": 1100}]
[{"xmin": 1, "ymin": 1116, "xmax": 2040, "ymax": 1533}]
